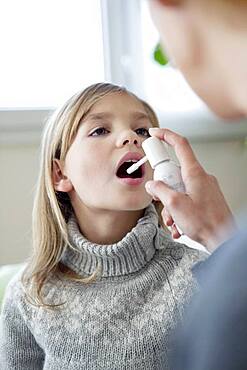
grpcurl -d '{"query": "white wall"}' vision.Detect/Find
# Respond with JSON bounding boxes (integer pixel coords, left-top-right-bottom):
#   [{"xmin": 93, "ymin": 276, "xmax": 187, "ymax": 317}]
[
  {"xmin": 1, "ymin": 135, "xmax": 247, "ymax": 266},
  {"xmin": 0, "ymin": 142, "xmax": 39, "ymax": 265},
  {"xmin": 192, "ymin": 140, "xmax": 247, "ymax": 216}
]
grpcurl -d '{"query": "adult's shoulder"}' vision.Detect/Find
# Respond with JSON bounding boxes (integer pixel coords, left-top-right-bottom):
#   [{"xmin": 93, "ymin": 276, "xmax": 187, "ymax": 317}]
[
  {"xmin": 194, "ymin": 229, "xmax": 247, "ymax": 287},
  {"xmin": 171, "ymin": 230, "xmax": 247, "ymax": 370}
]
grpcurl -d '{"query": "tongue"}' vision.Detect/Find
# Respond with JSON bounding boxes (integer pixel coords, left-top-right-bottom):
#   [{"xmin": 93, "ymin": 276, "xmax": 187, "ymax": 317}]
[{"xmin": 117, "ymin": 162, "xmax": 142, "ymax": 178}]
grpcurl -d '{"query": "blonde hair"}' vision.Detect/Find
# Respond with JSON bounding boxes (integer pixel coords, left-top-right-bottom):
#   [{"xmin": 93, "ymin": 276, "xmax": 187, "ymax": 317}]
[{"xmin": 22, "ymin": 82, "xmax": 165, "ymax": 308}]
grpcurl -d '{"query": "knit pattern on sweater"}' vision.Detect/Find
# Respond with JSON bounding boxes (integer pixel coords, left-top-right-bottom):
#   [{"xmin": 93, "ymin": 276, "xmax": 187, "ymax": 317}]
[{"xmin": 0, "ymin": 204, "xmax": 208, "ymax": 370}]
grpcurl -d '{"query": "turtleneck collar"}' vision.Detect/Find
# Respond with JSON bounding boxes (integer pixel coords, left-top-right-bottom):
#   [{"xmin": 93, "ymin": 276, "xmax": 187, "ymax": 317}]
[{"xmin": 61, "ymin": 203, "xmax": 165, "ymax": 278}]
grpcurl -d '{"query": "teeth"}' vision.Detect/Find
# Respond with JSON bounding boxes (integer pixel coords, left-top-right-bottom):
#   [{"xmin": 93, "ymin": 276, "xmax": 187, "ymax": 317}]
[{"xmin": 125, "ymin": 159, "xmax": 138, "ymax": 163}]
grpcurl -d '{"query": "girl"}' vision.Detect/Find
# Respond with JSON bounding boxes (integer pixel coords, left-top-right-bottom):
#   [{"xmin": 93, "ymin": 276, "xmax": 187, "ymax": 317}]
[{"xmin": 0, "ymin": 83, "xmax": 207, "ymax": 370}]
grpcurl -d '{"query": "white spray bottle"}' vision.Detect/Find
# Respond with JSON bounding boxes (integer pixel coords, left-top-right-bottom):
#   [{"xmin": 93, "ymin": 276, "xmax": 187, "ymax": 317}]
[{"xmin": 127, "ymin": 136, "xmax": 185, "ymax": 193}]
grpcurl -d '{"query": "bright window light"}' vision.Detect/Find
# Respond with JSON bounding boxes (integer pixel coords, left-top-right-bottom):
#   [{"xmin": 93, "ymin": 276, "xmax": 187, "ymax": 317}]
[
  {"xmin": 140, "ymin": 0, "xmax": 205, "ymax": 113},
  {"xmin": 0, "ymin": 0, "xmax": 104, "ymax": 108}
]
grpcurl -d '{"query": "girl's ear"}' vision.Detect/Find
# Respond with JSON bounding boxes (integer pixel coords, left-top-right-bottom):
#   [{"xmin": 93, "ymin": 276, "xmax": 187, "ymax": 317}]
[{"xmin": 52, "ymin": 159, "xmax": 73, "ymax": 192}]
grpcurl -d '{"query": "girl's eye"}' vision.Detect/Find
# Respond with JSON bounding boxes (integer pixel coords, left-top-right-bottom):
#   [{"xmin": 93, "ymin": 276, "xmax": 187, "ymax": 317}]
[
  {"xmin": 135, "ymin": 127, "xmax": 151, "ymax": 137},
  {"xmin": 90, "ymin": 127, "xmax": 109, "ymax": 136}
]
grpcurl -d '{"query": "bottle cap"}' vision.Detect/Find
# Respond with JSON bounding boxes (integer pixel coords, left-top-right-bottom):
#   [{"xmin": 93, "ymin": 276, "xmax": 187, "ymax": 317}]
[{"xmin": 142, "ymin": 137, "xmax": 170, "ymax": 169}]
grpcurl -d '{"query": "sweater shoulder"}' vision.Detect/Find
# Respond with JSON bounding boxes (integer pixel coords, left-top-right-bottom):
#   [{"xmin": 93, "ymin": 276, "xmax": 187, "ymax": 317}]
[
  {"xmin": 2, "ymin": 265, "xmax": 27, "ymax": 305},
  {"xmin": 1, "ymin": 266, "xmax": 28, "ymax": 329},
  {"xmin": 1, "ymin": 266, "xmax": 62, "ymax": 317}
]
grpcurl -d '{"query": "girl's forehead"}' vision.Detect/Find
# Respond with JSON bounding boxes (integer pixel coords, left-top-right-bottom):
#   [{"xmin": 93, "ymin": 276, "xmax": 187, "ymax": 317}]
[
  {"xmin": 78, "ymin": 92, "xmax": 153, "ymax": 133},
  {"xmin": 79, "ymin": 92, "xmax": 153, "ymax": 129},
  {"xmin": 89, "ymin": 92, "xmax": 146, "ymax": 113}
]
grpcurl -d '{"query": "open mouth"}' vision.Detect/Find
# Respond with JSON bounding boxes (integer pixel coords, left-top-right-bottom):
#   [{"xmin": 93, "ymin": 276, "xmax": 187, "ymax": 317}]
[{"xmin": 116, "ymin": 160, "xmax": 143, "ymax": 179}]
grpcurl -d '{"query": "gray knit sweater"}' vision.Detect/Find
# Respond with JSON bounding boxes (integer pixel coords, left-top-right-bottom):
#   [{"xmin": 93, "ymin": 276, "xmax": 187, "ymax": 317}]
[{"xmin": 0, "ymin": 204, "xmax": 207, "ymax": 370}]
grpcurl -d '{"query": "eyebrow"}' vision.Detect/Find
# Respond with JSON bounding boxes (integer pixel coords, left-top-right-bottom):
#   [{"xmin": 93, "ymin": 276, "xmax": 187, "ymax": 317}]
[
  {"xmin": 131, "ymin": 112, "xmax": 150, "ymax": 121},
  {"xmin": 85, "ymin": 112, "xmax": 114, "ymax": 122},
  {"xmin": 84, "ymin": 111, "xmax": 150, "ymax": 124}
]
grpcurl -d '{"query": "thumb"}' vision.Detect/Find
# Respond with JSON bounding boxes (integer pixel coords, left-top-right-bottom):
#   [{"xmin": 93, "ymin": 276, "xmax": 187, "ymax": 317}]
[{"xmin": 145, "ymin": 180, "xmax": 177, "ymax": 205}]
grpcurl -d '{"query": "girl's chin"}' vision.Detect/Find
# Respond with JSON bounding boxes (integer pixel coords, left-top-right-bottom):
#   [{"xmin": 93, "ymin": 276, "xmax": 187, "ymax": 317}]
[{"xmin": 116, "ymin": 197, "xmax": 152, "ymax": 210}]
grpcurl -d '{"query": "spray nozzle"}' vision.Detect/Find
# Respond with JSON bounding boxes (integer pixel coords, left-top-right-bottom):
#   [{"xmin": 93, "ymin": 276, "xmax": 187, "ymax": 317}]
[
  {"xmin": 126, "ymin": 137, "xmax": 170, "ymax": 174},
  {"xmin": 126, "ymin": 156, "xmax": 148, "ymax": 174}
]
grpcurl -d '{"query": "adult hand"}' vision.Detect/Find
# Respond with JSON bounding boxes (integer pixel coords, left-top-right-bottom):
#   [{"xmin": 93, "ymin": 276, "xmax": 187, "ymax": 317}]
[{"xmin": 146, "ymin": 128, "xmax": 237, "ymax": 252}]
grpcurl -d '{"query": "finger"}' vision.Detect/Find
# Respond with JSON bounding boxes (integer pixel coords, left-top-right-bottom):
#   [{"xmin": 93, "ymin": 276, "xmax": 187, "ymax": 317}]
[
  {"xmin": 148, "ymin": 127, "xmax": 167, "ymax": 141},
  {"xmin": 171, "ymin": 224, "xmax": 182, "ymax": 239},
  {"xmin": 146, "ymin": 180, "xmax": 192, "ymax": 227},
  {"xmin": 152, "ymin": 194, "xmax": 160, "ymax": 201},
  {"xmin": 161, "ymin": 207, "xmax": 174, "ymax": 227},
  {"xmin": 149, "ymin": 127, "xmax": 201, "ymax": 172},
  {"xmin": 145, "ymin": 180, "xmax": 183, "ymax": 209}
]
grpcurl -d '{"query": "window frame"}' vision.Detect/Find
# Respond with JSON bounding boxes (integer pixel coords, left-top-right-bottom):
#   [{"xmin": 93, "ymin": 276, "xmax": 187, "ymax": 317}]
[
  {"xmin": 101, "ymin": 0, "xmax": 247, "ymax": 142},
  {"xmin": 1, "ymin": 0, "xmax": 247, "ymax": 145}
]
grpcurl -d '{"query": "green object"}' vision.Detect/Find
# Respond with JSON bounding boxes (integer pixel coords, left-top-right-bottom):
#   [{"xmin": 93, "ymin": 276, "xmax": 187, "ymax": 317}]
[
  {"xmin": 0, "ymin": 263, "xmax": 25, "ymax": 310},
  {"xmin": 153, "ymin": 42, "xmax": 169, "ymax": 66}
]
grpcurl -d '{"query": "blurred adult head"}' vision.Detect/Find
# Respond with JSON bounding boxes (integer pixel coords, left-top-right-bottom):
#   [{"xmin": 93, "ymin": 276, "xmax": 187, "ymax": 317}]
[{"xmin": 149, "ymin": 0, "xmax": 247, "ymax": 119}]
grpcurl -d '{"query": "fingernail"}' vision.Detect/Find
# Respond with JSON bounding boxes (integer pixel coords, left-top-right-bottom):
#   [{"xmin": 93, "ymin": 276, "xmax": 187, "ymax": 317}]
[
  {"xmin": 149, "ymin": 127, "xmax": 160, "ymax": 134},
  {"xmin": 145, "ymin": 181, "xmax": 154, "ymax": 194}
]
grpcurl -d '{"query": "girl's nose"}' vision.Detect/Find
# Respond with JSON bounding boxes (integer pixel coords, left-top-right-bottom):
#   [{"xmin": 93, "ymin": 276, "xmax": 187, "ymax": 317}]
[{"xmin": 116, "ymin": 130, "xmax": 141, "ymax": 148}]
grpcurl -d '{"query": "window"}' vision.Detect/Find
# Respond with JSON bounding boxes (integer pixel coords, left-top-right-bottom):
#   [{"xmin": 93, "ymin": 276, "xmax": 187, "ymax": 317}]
[
  {"xmin": 102, "ymin": 0, "xmax": 247, "ymax": 142},
  {"xmin": 140, "ymin": 0, "xmax": 204, "ymax": 114},
  {"xmin": 1, "ymin": 0, "xmax": 247, "ymax": 143},
  {"xmin": 0, "ymin": 0, "xmax": 104, "ymax": 108},
  {"xmin": 140, "ymin": 0, "xmax": 247, "ymax": 140}
]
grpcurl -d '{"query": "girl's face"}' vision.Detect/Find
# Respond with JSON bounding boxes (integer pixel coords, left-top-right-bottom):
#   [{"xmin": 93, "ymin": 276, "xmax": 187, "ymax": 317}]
[{"xmin": 62, "ymin": 92, "xmax": 154, "ymax": 212}]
